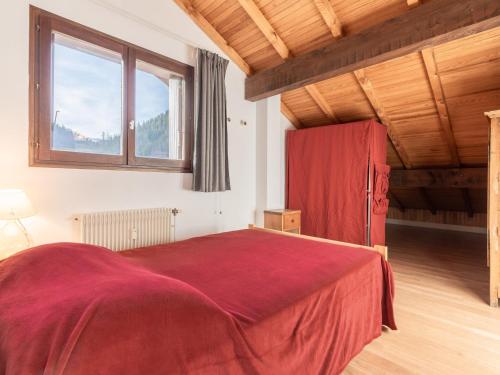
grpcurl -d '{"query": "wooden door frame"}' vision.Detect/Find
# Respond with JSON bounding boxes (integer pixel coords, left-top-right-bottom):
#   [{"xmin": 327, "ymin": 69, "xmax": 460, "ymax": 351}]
[{"xmin": 486, "ymin": 110, "xmax": 500, "ymax": 307}]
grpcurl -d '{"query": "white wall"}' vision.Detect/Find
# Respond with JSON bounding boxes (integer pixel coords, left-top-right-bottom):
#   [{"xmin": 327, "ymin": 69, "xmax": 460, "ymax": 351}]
[
  {"xmin": 255, "ymin": 96, "xmax": 294, "ymax": 225},
  {"xmin": 0, "ymin": 0, "xmax": 257, "ymax": 245}
]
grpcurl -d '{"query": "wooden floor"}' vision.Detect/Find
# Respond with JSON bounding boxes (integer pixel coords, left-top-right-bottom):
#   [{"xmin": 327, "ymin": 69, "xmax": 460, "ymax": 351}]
[{"xmin": 344, "ymin": 224, "xmax": 500, "ymax": 375}]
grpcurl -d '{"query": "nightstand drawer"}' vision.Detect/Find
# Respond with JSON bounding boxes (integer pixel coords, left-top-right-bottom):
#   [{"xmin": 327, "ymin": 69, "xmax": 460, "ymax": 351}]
[
  {"xmin": 283, "ymin": 212, "xmax": 300, "ymax": 231},
  {"xmin": 264, "ymin": 209, "xmax": 301, "ymax": 234}
]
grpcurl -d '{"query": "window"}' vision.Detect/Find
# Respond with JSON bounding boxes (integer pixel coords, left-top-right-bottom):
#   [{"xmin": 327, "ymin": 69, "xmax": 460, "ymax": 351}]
[{"xmin": 30, "ymin": 7, "xmax": 194, "ymax": 172}]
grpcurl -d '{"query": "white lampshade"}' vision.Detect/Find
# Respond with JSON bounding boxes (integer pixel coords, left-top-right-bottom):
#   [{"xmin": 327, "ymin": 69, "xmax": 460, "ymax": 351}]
[{"xmin": 0, "ymin": 189, "xmax": 35, "ymax": 220}]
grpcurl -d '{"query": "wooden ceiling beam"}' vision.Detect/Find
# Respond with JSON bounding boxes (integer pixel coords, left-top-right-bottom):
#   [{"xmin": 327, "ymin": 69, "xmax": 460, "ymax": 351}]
[
  {"xmin": 174, "ymin": 0, "xmax": 305, "ymax": 126},
  {"xmin": 315, "ymin": 0, "xmax": 410, "ymax": 165},
  {"xmin": 407, "ymin": 0, "xmax": 422, "ymax": 8},
  {"xmin": 354, "ymin": 69, "xmax": 412, "ymax": 169},
  {"xmin": 461, "ymin": 188, "xmax": 474, "ymax": 217},
  {"xmin": 313, "ymin": 0, "xmax": 343, "ymax": 38},
  {"xmin": 236, "ymin": 0, "xmax": 339, "ymax": 123},
  {"xmin": 245, "ymin": 0, "xmax": 500, "ymax": 101},
  {"xmin": 304, "ymin": 85, "xmax": 339, "ymax": 123},
  {"xmin": 388, "ymin": 189, "xmax": 405, "ymax": 212},
  {"xmin": 418, "ymin": 187, "xmax": 437, "ymax": 215},
  {"xmin": 173, "ymin": 0, "xmax": 252, "ymax": 75},
  {"xmin": 421, "ymin": 48, "xmax": 461, "ymax": 167},
  {"xmin": 390, "ymin": 168, "xmax": 487, "ymax": 189},
  {"xmin": 236, "ymin": 0, "xmax": 290, "ymax": 59},
  {"xmin": 281, "ymin": 102, "xmax": 302, "ymax": 128}
]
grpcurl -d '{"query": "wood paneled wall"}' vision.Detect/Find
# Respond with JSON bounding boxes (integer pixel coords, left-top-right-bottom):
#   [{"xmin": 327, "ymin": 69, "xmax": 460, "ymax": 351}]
[{"xmin": 387, "ymin": 207, "xmax": 487, "ymax": 227}]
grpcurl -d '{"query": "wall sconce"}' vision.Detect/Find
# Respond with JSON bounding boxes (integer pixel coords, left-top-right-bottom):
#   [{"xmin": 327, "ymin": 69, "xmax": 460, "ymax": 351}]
[{"xmin": 0, "ymin": 189, "xmax": 36, "ymax": 259}]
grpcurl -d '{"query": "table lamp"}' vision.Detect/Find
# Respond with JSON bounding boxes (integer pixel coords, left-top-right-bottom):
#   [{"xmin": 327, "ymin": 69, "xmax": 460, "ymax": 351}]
[{"xmin": 0, "ymin": 189, "xmax": 35, "ymax": 258}]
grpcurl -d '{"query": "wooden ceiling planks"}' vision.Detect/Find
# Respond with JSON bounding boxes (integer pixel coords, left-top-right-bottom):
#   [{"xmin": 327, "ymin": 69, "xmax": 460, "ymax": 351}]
[
  {"xmin": 357, "ymin": 53, "xmax": 456, "ymax": 168},
  {"xmin": 433, "ymin": 30, "xmax": 500, "ymax": 167},
  {"xmin": 175, "ymin": 0, "xmax": 499, "ymax": 214},
  {"xmin": 245, "ymin": 0, "xmax": 500, "ymax": 100},
  {"xmin": 312, "ymin": 0, "xmax": 343, "ymax": 38},
  {"xmin": 281, "ymin": 102, "xmax": 303, "ymax": 128},
  {"xmin": 174, "ymin": 0, "xmax": 252, "ymax": 74},
  {"xmin": 421, "ymin": 48, "xmax": 460, "ymax": 166},
  {"xmin": 282, "ymin": 88, "xmax": 333, "ymax": 127},
  {"xmin": 236, "ymin": 0, "xmax": 342, "ymax": 125},
  {"xmin": 314, "ymin": 73, "xmax": 376, "ymax": 123},
  {"xmin": 332, "ymin": 0, "xmax": 408, "ymax": 36},
  {"xmin": 256, "ymin": 0, "xmax": 334, "ymax": 56}
]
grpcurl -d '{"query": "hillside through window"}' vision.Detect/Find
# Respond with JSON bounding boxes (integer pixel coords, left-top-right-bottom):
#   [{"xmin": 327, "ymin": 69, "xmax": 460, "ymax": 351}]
[{"xmin": 30, "ymin": 7, "xmax": 194, "ymax": 172}]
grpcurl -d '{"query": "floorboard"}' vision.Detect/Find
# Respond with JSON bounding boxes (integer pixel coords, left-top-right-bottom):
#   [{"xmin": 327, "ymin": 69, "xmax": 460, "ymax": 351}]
[{"xmin": 344, "ymin": 224, "xmax": 500, "ymax": 375}]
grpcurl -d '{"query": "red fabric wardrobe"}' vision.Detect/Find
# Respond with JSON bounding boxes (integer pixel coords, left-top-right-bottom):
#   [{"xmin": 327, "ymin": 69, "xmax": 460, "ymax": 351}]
[{"xmin": 286, "ymin": 120, "xmax": 390, "ymax": 246}]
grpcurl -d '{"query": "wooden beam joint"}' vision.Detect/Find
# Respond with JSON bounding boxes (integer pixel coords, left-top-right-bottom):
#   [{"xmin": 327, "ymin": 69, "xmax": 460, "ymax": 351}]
[{"xmin": 245, "ymin": 0, "xmax": 500, "ymax": 101}]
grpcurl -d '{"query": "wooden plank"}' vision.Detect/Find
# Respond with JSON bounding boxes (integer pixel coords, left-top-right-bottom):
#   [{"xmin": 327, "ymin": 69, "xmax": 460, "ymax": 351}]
[
  {"xmin": 236, "ymin": 0, "xmax": 290, "ymax": 59},
  {"xmin": 173, "ymin": 0, "xmax": 252, "ymax": 75},
  {"xmin": 461, "ymin": 188, "xmax": 474, "ymax": 217},
  {"xmin": 248, "ymin": 224, "xmax": 388, "ymax": 260},
  {"xmin": 245, "ymin": 0, "xmax": 500, "ymax": 101},
  {"xmin": 388, "ymin": 189, "xmax": 405, "ymax": 213},
  {"xmin": 390, "ymin": 168, "xmax": 488, "ymax": 189},
  {"xmin": 487, "ymin": 111, "xmax": 500, "ymax": 307},
  {"xmin": 418, "ymin": 187, "xmax": 437, "ymax": 215},
  {"xmin": 304, "ymin": 85, "xmax": 339, "ymax": 123},
  {"xmin": 407, "ymin": 0, "xmax": 421, "ymax": 8},
  {"xmin": 354, "ymin": 69, "xmax": 412, "ymax": 169},
  {"xmin": 281, "ymin": 101, "xmax": 302, "ymax": 128},
  {"xmin": 312, "ymin": 0, "xmax": 342, "ymax": 38},
  {"xmin": 421, "ymin": 48, "xmax": 461, "ymax": 166}
]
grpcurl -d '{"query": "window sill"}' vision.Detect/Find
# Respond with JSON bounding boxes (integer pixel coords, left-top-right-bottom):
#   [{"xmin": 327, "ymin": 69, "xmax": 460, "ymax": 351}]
[{"xmin": 30, "ymin": 159, "xmax": 193, "ymax": 174}]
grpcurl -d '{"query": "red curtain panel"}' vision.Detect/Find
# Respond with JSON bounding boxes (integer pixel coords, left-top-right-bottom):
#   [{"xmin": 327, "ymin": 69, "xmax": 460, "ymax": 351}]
[
  {"xmin": 286, "ymin": 120, "xmax": 388, "ymax": 246},
  {"xmin": 369, "ymin": 123, "xmax": 390, "ymax": 246}
]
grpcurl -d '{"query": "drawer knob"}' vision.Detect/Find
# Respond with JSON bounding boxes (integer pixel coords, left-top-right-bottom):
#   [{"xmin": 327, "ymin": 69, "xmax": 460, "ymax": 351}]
[{"xmin": 291, "ymin": 219, "xmax": 295, "ymax": 223}]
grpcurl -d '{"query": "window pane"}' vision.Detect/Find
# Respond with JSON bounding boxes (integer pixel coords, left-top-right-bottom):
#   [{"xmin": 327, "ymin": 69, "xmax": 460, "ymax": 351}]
[
  {"xmin": 135, "ymin": 59, "xmax": 185, "ymax": 160},
  {"xmin": 52, "ymin": 32, "xmax": 123, "ymax": 155}
]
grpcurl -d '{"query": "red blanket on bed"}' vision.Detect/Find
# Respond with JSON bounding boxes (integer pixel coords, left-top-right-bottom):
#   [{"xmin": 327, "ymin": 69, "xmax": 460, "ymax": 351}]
[{"xmin": 0, "ymin": 230, "xmax": 395, "ymax": 375}]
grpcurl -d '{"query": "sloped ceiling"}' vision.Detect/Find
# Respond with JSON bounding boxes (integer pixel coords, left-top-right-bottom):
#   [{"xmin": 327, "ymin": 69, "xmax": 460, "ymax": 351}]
[{"xmin": 175, "ymin": 0, "xmax": 500, "ymax": 215}]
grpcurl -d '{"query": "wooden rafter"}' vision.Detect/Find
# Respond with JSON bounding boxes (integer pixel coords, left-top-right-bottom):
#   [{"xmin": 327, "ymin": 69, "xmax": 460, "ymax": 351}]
[
  {"xmin": 388, "ymin": 189, "xmax": 405, "ymax": 212},
  {"xmin": 245, "ymin": 0, "xmax": 500, "ymax": 101},
  {"xmin": 236, "ymin": 0, "xmax": 290, "ymax": 59},
  {"xmin": 304, "ymin": 85, "xmax": 339, "ymax": 123},
  {"xmin": 407, "ymin": 0, "xmax": 421, "ymax": 8},
  {"xmin": 236, "ymin": 0, "xmax": 338, "ymax": 125},
  {"xmin": 461, "ymin": 188, "xmax": 474, "ymax": 217},
  {"xmin": 390, "ymin": 168, "xmax": 487, "ymax": 189},
  {"xmin": 421, "ymin": 48, "xmax": 461, "ymax": 167},
  {"xmin": 281, "ymin": 102, "xmax": 302, "ymax": 128},
  {"xmin": 353, "ymin": 69, "xmax": 412, "ymax": 169},
  {"xmin": 313, "ymin": 5, "xmax": 410, "ymax": 167},
  {"xmin": 174, "ymin": 0, "xmax": 305, "ymax": 127},
  {"xmin": 173, "ymin": 0, "xmax": 252, "ymax": 75},
  {"xmin": 418, "ymin": 187, "xmax": 437, "ymax": 215},
  {"xmin": 312, "ymin": 0, "xmax": 342, "ymax": 38}
]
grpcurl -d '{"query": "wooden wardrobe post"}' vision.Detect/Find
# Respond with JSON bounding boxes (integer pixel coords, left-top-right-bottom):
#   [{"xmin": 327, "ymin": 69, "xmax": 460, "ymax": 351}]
[{"xmin": 486, "ymin": 110, "xmax": 500, "ymax": 307}]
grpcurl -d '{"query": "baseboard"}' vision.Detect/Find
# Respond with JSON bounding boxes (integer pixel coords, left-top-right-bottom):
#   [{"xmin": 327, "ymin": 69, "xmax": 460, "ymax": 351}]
[{"xmin": 386, "ymin": 218, "xmax": 487, "ymax": 234}]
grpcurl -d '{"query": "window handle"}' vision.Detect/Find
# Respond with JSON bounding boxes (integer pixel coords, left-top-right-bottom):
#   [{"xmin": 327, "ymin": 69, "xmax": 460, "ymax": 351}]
[{"xmin": 129, "ymin": 120, "xmax": 135, "ymax": 130}]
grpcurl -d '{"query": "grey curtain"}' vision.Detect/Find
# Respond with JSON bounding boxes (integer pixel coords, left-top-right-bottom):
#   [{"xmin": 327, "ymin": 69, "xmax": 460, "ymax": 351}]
[{"xmin": 192, "ymin": 49, "xmax": 231, "ymax": 192}]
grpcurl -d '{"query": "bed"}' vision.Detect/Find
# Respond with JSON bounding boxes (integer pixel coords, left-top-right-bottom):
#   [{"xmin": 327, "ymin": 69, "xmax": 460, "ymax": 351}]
[{"xmin": 0, "ymin": 226, "xmax": 396, "ymax": 375}]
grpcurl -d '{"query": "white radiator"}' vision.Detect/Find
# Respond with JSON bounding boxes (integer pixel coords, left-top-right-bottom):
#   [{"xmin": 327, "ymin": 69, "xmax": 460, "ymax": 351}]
[{"xmin": 76, "ymin": 208, "xmax": 178, "ymax": 251}]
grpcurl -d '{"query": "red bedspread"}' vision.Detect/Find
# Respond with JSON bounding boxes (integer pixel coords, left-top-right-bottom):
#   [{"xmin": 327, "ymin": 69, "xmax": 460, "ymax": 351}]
[{"xmin": 0, "ymin": 229, "xmax": 395, "ymax": 375}]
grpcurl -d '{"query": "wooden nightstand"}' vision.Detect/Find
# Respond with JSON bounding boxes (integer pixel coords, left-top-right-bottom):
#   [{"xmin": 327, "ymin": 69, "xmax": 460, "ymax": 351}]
[{"xmin": 264, "ymin": 209, "xmax": 301, "ymax": 234}]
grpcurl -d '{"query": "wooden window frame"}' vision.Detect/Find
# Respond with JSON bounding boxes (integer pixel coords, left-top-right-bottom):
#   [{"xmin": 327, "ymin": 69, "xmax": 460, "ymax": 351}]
[{"xmin": 29, "ymin": 6, "xmax": 194, "ymax": 173}]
